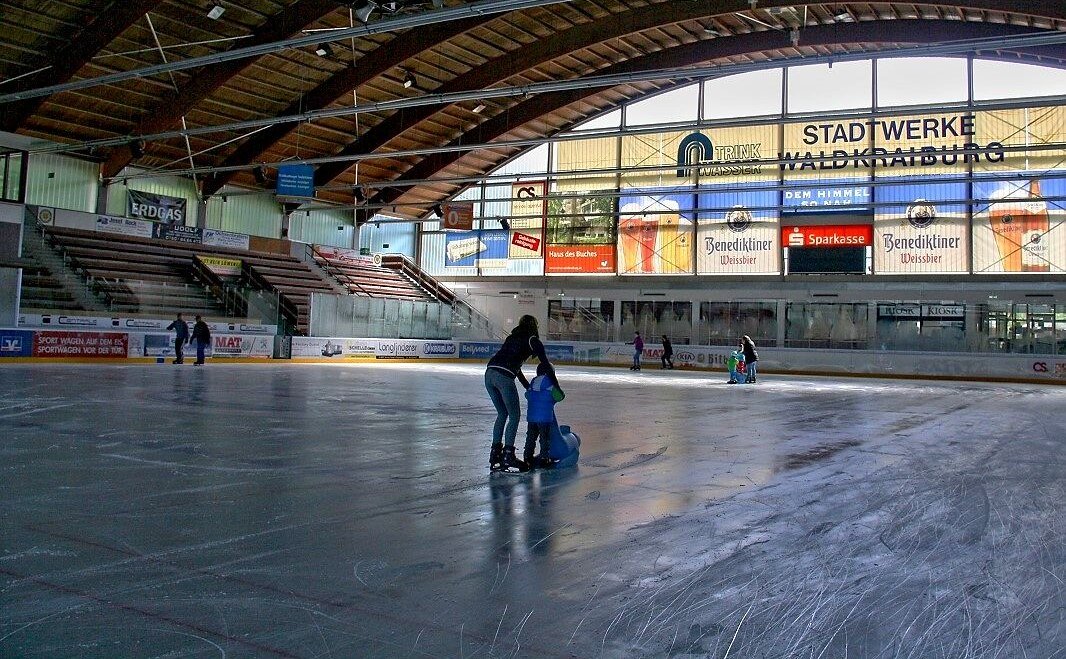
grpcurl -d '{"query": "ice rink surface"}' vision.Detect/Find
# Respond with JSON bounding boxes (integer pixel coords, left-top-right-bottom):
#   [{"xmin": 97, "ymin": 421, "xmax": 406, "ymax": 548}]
[{"xmin": 1, "ymin": 362, "xmax": 1064, "ymax": 658}]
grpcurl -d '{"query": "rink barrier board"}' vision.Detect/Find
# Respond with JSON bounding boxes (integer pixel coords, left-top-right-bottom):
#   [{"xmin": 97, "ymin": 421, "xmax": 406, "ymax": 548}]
[{"xmin": 4, "ymin": 329, "xmax": 1066, "ymax": 384}]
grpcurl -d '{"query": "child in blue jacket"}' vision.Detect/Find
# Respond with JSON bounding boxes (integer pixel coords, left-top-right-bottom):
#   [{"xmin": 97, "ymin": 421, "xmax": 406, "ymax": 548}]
[{"xmin": 523, "ymin": 362, "xmax": 563, "ymax": 468}]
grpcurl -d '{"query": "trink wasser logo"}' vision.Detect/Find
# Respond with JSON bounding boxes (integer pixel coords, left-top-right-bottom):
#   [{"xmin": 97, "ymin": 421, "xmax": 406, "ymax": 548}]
[{"xmin": 677, "ymin": 132, "xmax": 762, "ymax": 178}]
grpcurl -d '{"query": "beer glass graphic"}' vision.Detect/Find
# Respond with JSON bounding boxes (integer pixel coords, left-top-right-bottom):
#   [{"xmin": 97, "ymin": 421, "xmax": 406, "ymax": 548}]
[
  {"xmin": 989, "ymin": 180, "xmax": 1050, "ymax": 272},
  {"xmin": 619, "ymin": 202, "xmax": 644, "ymax": 273},
  {"xmin": 638, "ymin": 206, "xmax": 660, "ymax": 273},
  {"xmin": 657, "ymin": 199, "xmax": 690, "ymax": 273}
]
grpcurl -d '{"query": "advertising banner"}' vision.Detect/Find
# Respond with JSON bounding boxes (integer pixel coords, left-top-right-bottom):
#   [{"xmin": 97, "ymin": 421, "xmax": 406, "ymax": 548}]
[
  {"xmin": 546, "ymin": 190, "xmax": 614, "ymax": 246},
  {"xmin": 142, "ymin": 333, "xmax": 176, "ymax": 358},
  {"xmin": 782, "ymin": 119, "xmax": 872, "ymax": 211},
  {"xmin": 783, "ymin": 224, "xmax": 873, "ymax": 248},
  {"xmin": 554, "ymin": 137, "xmax": 619, "ymax": 191},
  {"xmin": 290, "ymin": 337, "xmax": 377, "ymax": 358},
  {"xmin": 628, "ymin": 125, "xmax": 778, "ymax": 188},
  {"xmin": 127, "ymin": 189, "xmax": 187, "ymax": 225},
  {"xmin": 375, "ymin": 340, "xmax": 421, "ymax": 359},
  {"xmin": 441, "ymin": 202, "xmax": 475, "ymax": 231},
  {"xmin": 276, "ymin": 164, "xmax": 315, "ymax": 197},
  {"xmin": 33, "ymin": 331, "xmax": 128, "ymax": 358},
  {"xmin": 95, "ymin": 215, "xmax": 154, "ymax": 239},
  {"xmin": 0, "ymin": 329, "xmax": 33, "ymax": 357},
  {"xmin": 697, "ymin": 182, "xmax": 779, "ymax": 275},
  {"xmin": 445, "ymin": 229, "xmax": 508, "ymax": 268},
  {"xmin": 197, "ymin": 255, "xmax": 242, "ymax": 277},
  {"xmin": 210, "ymin": 334, "xmax": 273, "ymax": 358},
  {"xmin": 509, "ymin": 229, "xmax": 542, "ymax": 259},
  {"xmin": 874, "ymin": 179, "xmax": 968, "ymax": 274},
  {"xmin": 974, "ymin": 106, "xmax": 1064, "ymax": 175},
  {"xmin": 315, "ymin": 245, "xmax": 375, "ymax": 266},
  {"xmin": 202, "ymin": 229, "xmax": 250, "ymax": 250},
  {"xmin": 617, "ymin": 190, "xmax": 694, "ymax": 274},
  {"xmin": 510, "ymin": 181, "xmax": 547, "ymax": 229},
  {"xmin": 973, "ymin": 176, "xmax": 1066, "ymax": 273},
  {"xmin": 154, "ymin": 223, "xmax": 202, "ymax": 244},
  {"xmin": 544, "ymin": 244, "xmax": 615, "ymax": 274},
  {"xmin": 459, "ymin": 342, "xmax": 501, "ymax": 359}
]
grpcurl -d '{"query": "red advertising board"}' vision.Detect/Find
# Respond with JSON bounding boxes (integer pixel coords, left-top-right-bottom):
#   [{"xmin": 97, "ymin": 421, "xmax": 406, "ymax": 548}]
[
  {"xmin": 545, "ymin": 244, "xmax": 615, "ymax": 273},
  {"xmin": 33, "ymin": 331, "xmax": 128, "ymax": 358},
  {"xmin": 783, "ymin": 224, "xmax": 874, "ymax": 248},
  {"xmin": 511, "ymin": 231, "xmax": 541, "ymax": 253}
]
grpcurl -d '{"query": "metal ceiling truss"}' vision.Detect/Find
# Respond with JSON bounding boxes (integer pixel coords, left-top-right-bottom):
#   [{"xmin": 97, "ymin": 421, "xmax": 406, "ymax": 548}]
[
  {"xmin": 361, "ymin": 20, "xmax": 1066, "ymax": 222},
  {"xmin": 90, "ymin": 25, "xmax": 1066, "ymax": 182}
]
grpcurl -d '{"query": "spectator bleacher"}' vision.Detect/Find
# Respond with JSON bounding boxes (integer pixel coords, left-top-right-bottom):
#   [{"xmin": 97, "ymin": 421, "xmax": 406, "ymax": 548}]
[
  {"xmin": 311, "ymin": 247, "xmax": 434, "ymax": 302},
  {"xmin": 43, "ymin": 226, "xmax": 336, "ymax": 333}
]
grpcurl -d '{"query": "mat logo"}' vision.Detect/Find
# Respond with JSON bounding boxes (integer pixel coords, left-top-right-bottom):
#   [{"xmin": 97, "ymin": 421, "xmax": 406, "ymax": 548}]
[{"xmin": 423, "ymin": 342, "xmax": 456, "ymax": 355}]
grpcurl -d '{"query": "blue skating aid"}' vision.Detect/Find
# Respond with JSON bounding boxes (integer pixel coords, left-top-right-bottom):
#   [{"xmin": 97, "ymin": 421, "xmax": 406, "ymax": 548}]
[{"xmin": 547, "ymin": 418, "xmax": 580, "ymax": 468}]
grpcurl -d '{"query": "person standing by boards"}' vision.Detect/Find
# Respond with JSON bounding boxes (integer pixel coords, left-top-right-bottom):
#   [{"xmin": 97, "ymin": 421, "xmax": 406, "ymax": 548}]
[
  {"xmin": 166, "ymin": 313, "xmax": 189, "ymax": 364},
  {"xmin": 629, "ymin": 332, "xmax": 644, "ymax": 371},
  {"xmin": 485, "ymin": 315, "xmax": 562, "ymax": 474},
  {"xmin": 191, "ymin": 316, "xmax": 211, "ymax": 366},
  {"xmin": 741, "ymin": 335, "xmax": 758, "ymax": 383},
  {"xmin": 660, "ymin": 335, "xmax": 674, "ymax": 370}
]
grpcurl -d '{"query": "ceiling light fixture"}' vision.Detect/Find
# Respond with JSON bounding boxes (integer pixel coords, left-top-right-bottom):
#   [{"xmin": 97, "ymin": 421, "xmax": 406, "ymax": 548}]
[
  {"xmin": 402, "ymin": 70, "xmax": 416, "ymax": 89},
  {"xmin": 315, "ymin": 43, "xmax": 333, "ymax": 57},
  {"xmin": 129, "ymin": 139, "xmax": 146, "ymax": 158},
  {"xmin": 207, "ymin": 4, "xmax": 225, "ymax": 20},
  {"xmin": 472, "ymin": 103, "xmax": 486, "ymax": 113},
  {"xmin": 353, "ymin": 1, "xmax": 377, "ymax": 23},
  {"xmin": 834, "ymin": 10, "xmax": 853, "ymax": 22}
]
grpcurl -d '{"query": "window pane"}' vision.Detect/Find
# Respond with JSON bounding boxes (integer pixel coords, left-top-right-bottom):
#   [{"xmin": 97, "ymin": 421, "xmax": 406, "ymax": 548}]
[
  {"xmin": 625, "ymin": 84, "xmax": 699, "ymax": 126},
  {"xmin": 704, "ymin": 68, "xmax": 783, "ymax": 119},
  {"xmin": 973, "ymin": 59, "xmax": 1066, "ymax": 100},
  {"xmin": 571, "ymin": 108, "xmax": 621, "ymax": 132},
  {"xmin": 787, "ymin": 61, "xmax": 872, "ymax": 113},
  {"xmin": 876, "ymin": 57, "xmax": 967, "ymax": 107}
]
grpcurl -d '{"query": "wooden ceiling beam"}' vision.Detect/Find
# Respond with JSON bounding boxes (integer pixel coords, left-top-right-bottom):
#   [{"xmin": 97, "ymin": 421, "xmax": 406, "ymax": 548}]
[
  {"xmin": 0, "ymin": 0, "xmax": 165, "ymax": 132},
  {"xmin": 200, "ymin": 15, "xmax": 492, "ymax": 197},
  {"xmin": 362, "ymin": 18, "xmax": 1066, "ymax": 220},
  {"xmin": 101, "ymin": 0, "xmax": 340, "ymax": 179}
]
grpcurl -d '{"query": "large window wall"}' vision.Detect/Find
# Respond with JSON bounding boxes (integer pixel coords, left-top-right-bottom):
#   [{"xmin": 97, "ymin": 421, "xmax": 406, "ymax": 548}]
[{"xmin": 420, "ymin": 58, "xmax": 1066, "ymax": 279}]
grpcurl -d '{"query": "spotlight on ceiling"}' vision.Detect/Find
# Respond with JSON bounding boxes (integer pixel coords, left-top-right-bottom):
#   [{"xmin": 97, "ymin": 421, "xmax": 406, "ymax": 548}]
[
  {"xmin": 315, "ymin": 43, "xmax": 333, "ymax": 57},
  {"xmin": 129, "ymin": 139, "xmax": 146, "ymax": 158},
  {"xmin": 833, "ymin": 10, "xmax": 853, "ymax": 22},
  {"xmin": 704, "ymin": 27, "xmax": 721, "ymax": 37},
  {"xmin": 207, "ymin": 4, "xmax": 225, "ymax": 19},
  {"xmin": 432, "ymin": 203, "xmax": 443, "ymax": 217},
  {"xmin": 253, "ymin": 165, "xmax": 267, "ymax": 185},
  {"xmin": 353, "ymin": 186, "xmax": 367, "ymax": 203},
  {"xmin": 472, "ymin": 103, "xmax": 486, "ymax": 114},
  {"xmin": 499, "ymin": 218, "xmax": 510, "ymax": 231},
  {"xmin": 353, "ymin": 1, "xmax": 377, "ymax": 23},
  {"xmin": 402, "ymin": 70, "xmax": 416, "ymax": 89}
]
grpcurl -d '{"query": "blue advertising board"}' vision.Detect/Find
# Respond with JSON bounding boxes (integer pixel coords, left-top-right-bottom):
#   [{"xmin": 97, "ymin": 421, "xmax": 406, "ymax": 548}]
[
  {"xmin": 0, "ymin": 330, "xmax": 33, "ymax": 357},
  {"xmin": 445, "ymin": 230, "xmax": 509, "ymax": 268},
  {"xmin": 276, "ymin": 164, "xmax": 315, "ymax": 197},
  {"xmin": 459, "ymin": 342, "xmax": 501, "ymax": 359}
]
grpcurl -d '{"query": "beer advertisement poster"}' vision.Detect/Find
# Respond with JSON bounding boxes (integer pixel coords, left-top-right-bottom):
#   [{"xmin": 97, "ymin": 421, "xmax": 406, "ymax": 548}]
[
  {"xmin": 696, "ymin": 182, "xmax": 779, "ymax": 275},
  {"xmin": 973, "ymin": 176, "xmax": 1066, "ymax": 273},
  {"xmin": 617, "ymin": 189, "xmax": 694, "ymax": 275},
  {"xmin": 873, "ymin": 179, "xmax": 968, "ymax": 274}
]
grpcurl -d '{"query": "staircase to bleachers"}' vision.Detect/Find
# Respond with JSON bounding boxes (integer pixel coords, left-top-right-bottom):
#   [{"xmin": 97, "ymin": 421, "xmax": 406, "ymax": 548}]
[
  {"xmin": 37, "ymin": 226, "xmax": 337, "ymax": 334},
  {"xmin": 307, "ymin": 246, "xmax": 502, "ymax": 339}
]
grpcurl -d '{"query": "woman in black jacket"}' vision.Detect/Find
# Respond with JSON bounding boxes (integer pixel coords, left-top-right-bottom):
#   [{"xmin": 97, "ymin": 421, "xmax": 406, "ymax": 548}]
[
  {"xmin": 740, "ymin": 335, "xmax": 758, "ymax": 383},
  {"xmin": 485, "ymin": 315, "xmax": 561, "ymax": 473}
]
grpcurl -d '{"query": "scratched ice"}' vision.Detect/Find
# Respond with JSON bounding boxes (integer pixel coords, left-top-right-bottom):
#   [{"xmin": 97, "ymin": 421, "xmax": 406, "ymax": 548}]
[{"xmin": 1, "ymin": 362, "xmax": 1063, "ymax": 657}]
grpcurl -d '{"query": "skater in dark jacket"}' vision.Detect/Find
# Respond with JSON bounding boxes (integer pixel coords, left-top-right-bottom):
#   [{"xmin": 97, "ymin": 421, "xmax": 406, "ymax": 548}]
[
  {"xmin": 166, "ymin": 313, "xmax": 189, "ymax": 364},
  {"xmin": 191, "ymin": 316, "xmax": 211, "ymax": 365},
  {"xmin": 741, "ymin": 335, "xmax": 758, "ymax": 383},
  {"xmin": 486, "ymin": 315, "xmax": 562, "ymax": 473},
  {"xmin": 661, "ymin": 335, "xmax": 674, "ymax": 369}
]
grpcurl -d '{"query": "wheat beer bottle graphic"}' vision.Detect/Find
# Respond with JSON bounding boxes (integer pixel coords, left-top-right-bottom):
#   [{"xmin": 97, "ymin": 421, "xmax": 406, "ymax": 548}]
[
  {"xmin": 1020, "ymin": 180, "xmax": 1050, "ymax": 272},
  {"xmin": 990, "ymin": 179, "xmax": 1050, "ymax": 272}
]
